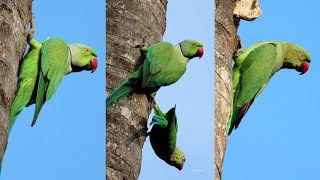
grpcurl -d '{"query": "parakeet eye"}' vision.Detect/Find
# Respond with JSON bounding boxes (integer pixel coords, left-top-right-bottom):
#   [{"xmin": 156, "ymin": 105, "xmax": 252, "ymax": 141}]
[
  {"xmin": 300, "ymin": 53, "xmax": 305, "ymax": 59},
  {"xmin": 192, "ymin": 42, "xmax": 196, "ymax": 46},
  {"xmin": 84, "ymin": 48, "xmax": 91, "ymax": 54}
]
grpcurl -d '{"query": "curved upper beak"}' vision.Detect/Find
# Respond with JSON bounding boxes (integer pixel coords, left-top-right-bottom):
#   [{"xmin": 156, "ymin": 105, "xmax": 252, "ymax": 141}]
[
  {"xmin": 198, "ymin": 47, "xmax": 204, "ymax": 59},
  {"xmin": 299, "ymin": 62, "xmax": 309, "ymax": 75},
  {"xmin": 91, "ymin": 57, "xmax": 98, "ymax": 73},
  {"xmin": 178, "ymin": 163, "xmax": 184, "ymax": 171}
]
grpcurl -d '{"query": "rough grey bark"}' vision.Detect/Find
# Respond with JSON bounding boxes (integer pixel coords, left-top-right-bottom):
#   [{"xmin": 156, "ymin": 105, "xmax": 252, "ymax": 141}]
[
  {"xmin": 0, "ymin": 0, "xmax": 32, "ymax": 167},
  {"xmin": 106, "ymin": 0, "xmax": 167, "ymax": 179},
  {"xmin": 215, "ymin": 0, "xmax": 240, "ymax": 179},
  {"xmin": 215, "ymin": 0, "xmax": 261, "ymax": 179}
]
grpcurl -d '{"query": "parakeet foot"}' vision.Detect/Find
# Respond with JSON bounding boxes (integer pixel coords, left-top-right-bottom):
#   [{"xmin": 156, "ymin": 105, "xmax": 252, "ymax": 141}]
[
  {"xmin": 147, "ymin": 91, "xmax": 157, "ymax": 110},
  {"xmin": 149, "ymin": 92, "xmax": 157, "ymax": 99},
  {"xmin": 140, "ymin": 46, "xmax": 148, "ymax": 54},
  {"xmin": 135, "ymin": 42, "xmax": 149, "ymax": 54},
  {"xmin": 147, "ymin": 94, "xmax": 157, "ymax": 111},
  {"xmin": 150, "ymin": 115, "xmax": 168, "ymax": 128}
]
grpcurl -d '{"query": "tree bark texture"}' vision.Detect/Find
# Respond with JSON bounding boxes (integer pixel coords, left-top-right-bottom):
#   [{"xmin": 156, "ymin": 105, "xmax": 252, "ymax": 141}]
[
  {"xmin": 215, "ymin": 0, "xmax": 240, "ymax": 179},
  {"xmin": 106, "ymin": 0, "xmax": 167, "ymax": 179},
  {"xmin": 0, "ymin": 0, "xmax": 32, "ymax": 167}
]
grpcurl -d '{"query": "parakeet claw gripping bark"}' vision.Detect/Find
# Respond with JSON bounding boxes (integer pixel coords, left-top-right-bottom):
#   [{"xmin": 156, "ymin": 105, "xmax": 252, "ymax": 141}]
[
  {"xmin": 136, "ymin": 42, "xmax": 149, "ymax": 54},
  {"xmin": 227, "ymin": 41, "xmax": 311, "ymax": 135},
  {"xmin": 106, "ymin": 40, "xmax": 204, "ymax": 108}
]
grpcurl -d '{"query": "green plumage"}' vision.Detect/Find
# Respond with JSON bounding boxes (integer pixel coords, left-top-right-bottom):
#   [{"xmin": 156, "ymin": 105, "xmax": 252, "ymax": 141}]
[
  {"xmin": 9, "ymin": 37, "xmax": 98, "ymax": 134},
  {"xmin": 106, "ymin": 40, "xmax": 204, "ymax": 107},
  {"xmin": 227, "ymin": 41, "xmax": 311, "ymax": 135},
  {"xmin": 9, "ymin": 39, "xmax": 42, "ymax": 132},
  {"xmin": 149, "ymin": 104, "xmax": 185, "ymax": 170},
  {"xmin": 32, "ymin": 38, "xmax": 69, "ymax": 126}
]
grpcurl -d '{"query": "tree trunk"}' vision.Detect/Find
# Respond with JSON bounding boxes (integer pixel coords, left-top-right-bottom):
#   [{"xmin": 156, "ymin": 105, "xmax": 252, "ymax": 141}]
[
  {"xmin": 215, "ymin": 0, "xmax": 261, "ymax": 179},
  {"xmin": 0, "ymin": 0, "xmax": 32, "ymax": 167},
  {"xmin": 106, "ymin": 0, "xmax": 167, "ymax": 179},
  {"xmin": 214, "ymin": 0, "xmax": 239, "ymax": 179}
]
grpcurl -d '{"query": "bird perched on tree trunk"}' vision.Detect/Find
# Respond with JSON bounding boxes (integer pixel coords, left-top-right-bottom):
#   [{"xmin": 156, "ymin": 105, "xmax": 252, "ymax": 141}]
[
  {"xmin": 227, "ymin": 41, "xmax": 311, "ymax": 135},
  {"xmin": 9, "ymin": 36, "xmax": 98, "ymax": 134},
  {"xmin": 106, "ymin": 40, "xmax": 204, "ymax": 107}
]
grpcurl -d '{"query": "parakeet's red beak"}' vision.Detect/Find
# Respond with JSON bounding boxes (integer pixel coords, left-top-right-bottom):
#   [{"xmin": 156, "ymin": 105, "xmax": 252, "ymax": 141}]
[
  {"xmin": 178, "ymin": 163, "xmax": 184, "ymax": 170},
  {"xmin": 91, "ymin": 57, "xmax": 98, "ymax": 72},
  {"xmin": 299, "ymin": 63, "xmax": 309, "ymax": 75},
  {"xmin": 198, "ymin": 47, "xmax": 204, "ymax": 58}
]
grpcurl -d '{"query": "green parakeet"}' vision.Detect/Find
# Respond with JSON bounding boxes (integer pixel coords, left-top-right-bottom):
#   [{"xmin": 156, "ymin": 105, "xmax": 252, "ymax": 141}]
[
  {"xmin": 227, "ymin": 41, "xmax": 311, "ymax": 135},
  {"xmin": 106, "ymin": 40, "xmax": 204, "ymax": 107},
  {"xmin": 148, "ymin": 104, "xmax": 185, "ymax": 170},
  {"xmin": 9, "ymin": 37, "xmax": 98, "ymax": 133}
]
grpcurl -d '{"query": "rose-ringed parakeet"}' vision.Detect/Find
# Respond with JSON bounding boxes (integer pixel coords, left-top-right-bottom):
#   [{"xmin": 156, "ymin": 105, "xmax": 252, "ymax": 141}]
[
  {"xmin": 106, "ymin": 40, "xmax": 204, "ymax": 107},
  {"xmin": 227, "ymin": 41, "xmax": 311, "ymax": 135},
  {"xmin": 9, "ymin": 37, "xmax": 98, "ymax": 133},
  {"xmin": 148, "ymin": 104, "xmax": 185, "ymax": 170}
]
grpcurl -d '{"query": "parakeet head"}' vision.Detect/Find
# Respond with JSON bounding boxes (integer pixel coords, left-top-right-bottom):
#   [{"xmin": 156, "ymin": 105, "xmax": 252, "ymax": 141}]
[
  {"xmin": 179, "ymin": 40, "xmax": 204, "ymax": 59},
  {"xmin": 284, "ymin": 43, "xmax": 311, "ymax": 75},
  {"xmin": 68, "ymin": 44, "xmax": 98, "ymax": 73},
  {"xmin": 167, "ymin": 147, "xmax": 186, "ymax": 170}
]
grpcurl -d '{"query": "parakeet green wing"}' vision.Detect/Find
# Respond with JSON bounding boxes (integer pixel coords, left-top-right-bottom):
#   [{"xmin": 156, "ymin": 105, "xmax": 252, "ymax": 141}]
[
  {"xmin": 230, "ymin": 44, "xmax": 277, "ymax": 131},
  {"xmin": 9, "ymin": 39, "xmax": 42, "ymax": 132},
  {"xmin": 142, "ymin": 42, "xmax": 174, "ymax": 88},
  {"xmin": 167, "ymin": 108, "xmax": 178, "ymax": 155},
  {"xmin": 32, "ymin": 38, "xmax": 69, "ymax": 126},
  {"xmin": 151, "ymin": 105, "xmax": 178, "ymax": 157}
]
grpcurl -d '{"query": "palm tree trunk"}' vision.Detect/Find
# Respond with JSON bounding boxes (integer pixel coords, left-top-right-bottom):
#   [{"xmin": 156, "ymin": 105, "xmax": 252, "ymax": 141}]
[
  {"xmin": 0, "ymin": 0, "xmax": 32, "ymax": 168},
  {"xmin": 106, "ymin": 0, "xmax": 167, "ymax": 179},
  {"xmin": 215, "ymin": 0, "xmax": 261, "ymax": 179},
  {"xmin": 215, "ymin": 0, "xmax": 240, "ymax": 179}
]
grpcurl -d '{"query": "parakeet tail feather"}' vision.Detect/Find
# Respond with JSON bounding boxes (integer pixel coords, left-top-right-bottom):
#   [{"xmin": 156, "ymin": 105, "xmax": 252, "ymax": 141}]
[
  {"xmin": 32, "ymin": 71, "xmax": 47, "ymax": 126},
  {"xmin": 9, "ymin": 101, "xmax": 23, "ymax": 134},
  {"xmin": 106, "ymin": 82, "xmax": 134, "ymax": 108},
  {"xmin": 106, "ymin": 66, "xmax": 143, "ymax": 108},
  {"xmin": 227, "ymin": 99, "xmax": 254, "ymax": 135}
]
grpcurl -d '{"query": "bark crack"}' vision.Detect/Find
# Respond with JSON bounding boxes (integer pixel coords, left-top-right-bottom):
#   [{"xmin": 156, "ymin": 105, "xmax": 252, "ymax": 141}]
[
  {"xmin": 215, "ymin": 21, "xmax": 232, "ymax": 37},
  {"xmin": 215, "ymin": 162, "xmax": 222, "ymax": 179},
  {"xmin": 215, "ymin": 68, "xmax": 232, "ymax": 94},
  {"xmin": 113, "ymin": 152, "xmax": 137, "ymax": 179},
  {"xmin": 215, "ymin": 90, "xmax": 231, "ymax": 106}
]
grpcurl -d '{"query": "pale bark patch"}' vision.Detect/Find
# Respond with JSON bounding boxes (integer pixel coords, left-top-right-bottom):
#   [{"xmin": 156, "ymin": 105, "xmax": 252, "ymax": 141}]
[{"xmin": 233, "ymin": 0, "xmax": 262, "ymax": 21}]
